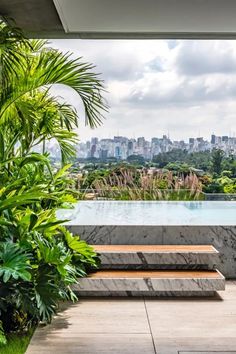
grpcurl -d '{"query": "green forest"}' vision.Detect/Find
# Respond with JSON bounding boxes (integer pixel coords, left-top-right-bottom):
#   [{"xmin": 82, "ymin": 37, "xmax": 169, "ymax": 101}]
[{"xmin": 74, "ymin": 148, "xmax": 236, "ymax": 197}]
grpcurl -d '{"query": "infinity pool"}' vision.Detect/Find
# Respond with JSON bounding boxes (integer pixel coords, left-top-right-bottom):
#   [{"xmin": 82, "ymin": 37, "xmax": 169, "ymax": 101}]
[{"xmin": 57, "ymin": 201, "xmax": 236, "ymax": 226}]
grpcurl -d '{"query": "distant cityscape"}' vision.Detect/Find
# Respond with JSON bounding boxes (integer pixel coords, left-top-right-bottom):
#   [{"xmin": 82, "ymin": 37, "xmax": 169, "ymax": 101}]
[{"xmin": 71, "ymin": 134, "xmax": 236, "ymax": 160}]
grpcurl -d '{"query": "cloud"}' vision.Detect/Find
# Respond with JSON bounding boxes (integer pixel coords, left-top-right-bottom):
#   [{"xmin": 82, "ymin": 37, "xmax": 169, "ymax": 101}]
[
  {"xmin": 50, "ymin": 39, "xmax": 172, "ymax": 82},
  {"xmin": 49, "ymin": 39, "xmax": 236, "ymax": 141},
  {"xmin": 124, "ymin": 72, "xmax": 236, "ymax": 108},
  {"xmin": 174, "ymin": 40, "xmax": 236, "ymax": 75}
]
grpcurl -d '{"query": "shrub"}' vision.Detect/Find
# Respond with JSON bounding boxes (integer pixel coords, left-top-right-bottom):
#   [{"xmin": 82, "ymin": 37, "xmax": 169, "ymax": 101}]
[
  {"xmin": 0, "ymin": 20, "xmax": 105, "ymax": 343},
  {"xmin": 0, "ymin": 154, "xmax": 99, "ymax": 341}
]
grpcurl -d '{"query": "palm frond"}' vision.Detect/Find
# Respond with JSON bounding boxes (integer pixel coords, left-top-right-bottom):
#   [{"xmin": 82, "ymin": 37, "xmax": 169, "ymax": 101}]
[{"xmin": 0, "ymin": 43, "xmax": 108, "ymax": 129}]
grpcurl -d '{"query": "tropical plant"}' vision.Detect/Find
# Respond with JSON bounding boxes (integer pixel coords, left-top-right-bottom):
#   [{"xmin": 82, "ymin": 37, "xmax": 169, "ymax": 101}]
[
  {"xmin": 0, "ymin": 153, "xmax": 100, "ymax": 340},
  {"xmin": 0, "ymin": 19, "xmax": 106, "ymax": 343},
  {"xmin": 0, "ymin": 20, "xmax": 107, "ymax": 164}
]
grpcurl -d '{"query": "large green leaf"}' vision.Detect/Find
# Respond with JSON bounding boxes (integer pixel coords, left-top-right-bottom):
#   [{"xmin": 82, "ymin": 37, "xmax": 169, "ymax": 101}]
[
  {"xmin": 63, "ymin": 227, "xmax": 96, "ymax": 256},
  {"xmin": 34, "ymin": 266, "xmax": 59, "ymax": 323},
  {"xmin": 0, "ymin": 191, "xmax": 54, "ymax": 212},
  {"xmin": 0, "ymin": 242, "xmax": 31, "ymax": 283}
]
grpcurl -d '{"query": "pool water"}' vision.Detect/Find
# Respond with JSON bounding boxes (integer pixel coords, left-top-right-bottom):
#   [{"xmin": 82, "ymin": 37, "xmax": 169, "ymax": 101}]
[{"xmin": 57, "ymin": 201, "xmax": 236, "ymax": 226}]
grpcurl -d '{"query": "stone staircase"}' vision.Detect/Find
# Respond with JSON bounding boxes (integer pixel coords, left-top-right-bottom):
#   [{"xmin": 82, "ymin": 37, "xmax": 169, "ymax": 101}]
[{"xmin": 75, "ymin": 245, "xmax": 225, "ymax": 296}]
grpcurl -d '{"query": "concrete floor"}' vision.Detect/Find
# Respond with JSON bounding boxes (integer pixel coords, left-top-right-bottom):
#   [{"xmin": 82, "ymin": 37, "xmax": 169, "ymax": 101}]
[{"xmin": 26, "ymin": 281, "xmax": 236, "ymax": 354}]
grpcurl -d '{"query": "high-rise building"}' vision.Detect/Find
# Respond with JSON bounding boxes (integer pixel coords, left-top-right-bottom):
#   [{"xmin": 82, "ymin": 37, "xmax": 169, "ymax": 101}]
[
  {"xmin": 137, "ymin": 137, "xmax": 145, "ymax": 147},
  {"xmin": 211, "ymin": 134, "xmax": 216, "ymax": 144},
  {"xmin": 115, "ymin": 146, "xmax": 121, "ymax": 159}
]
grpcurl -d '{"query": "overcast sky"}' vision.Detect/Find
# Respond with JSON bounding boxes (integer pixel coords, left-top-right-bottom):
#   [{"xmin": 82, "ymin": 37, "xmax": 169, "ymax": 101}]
[{"xmin": 50, "ymin": 39, "xmax": 236, "ymax": 142}]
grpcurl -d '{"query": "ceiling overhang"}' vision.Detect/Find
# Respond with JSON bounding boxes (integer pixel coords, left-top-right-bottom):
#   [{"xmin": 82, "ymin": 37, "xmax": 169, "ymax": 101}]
[{"xmin": 1, "ymin": 0, "xmax": 236, "ymax": 39}]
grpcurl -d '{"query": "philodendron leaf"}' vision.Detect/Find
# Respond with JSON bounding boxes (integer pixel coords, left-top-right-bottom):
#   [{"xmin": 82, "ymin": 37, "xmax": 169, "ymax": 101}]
[
  {"xmin": 0, "ymin": 242, "xmax": 32, "ymax": 283},
  {"xmin": 64, "ymin": 228, "xmax": 96, "ymax": 256}
]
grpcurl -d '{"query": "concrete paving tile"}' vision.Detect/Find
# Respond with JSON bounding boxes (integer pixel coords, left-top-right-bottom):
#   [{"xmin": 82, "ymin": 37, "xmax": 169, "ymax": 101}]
[
  {"xmin": 145, "ymin": 285, "xmax": 236, "ymax": 338},
  {"xmin": 147, "ymin": 305, "xmax": 236, "ymax": 338},
  {"xmin": 26, "ymin": 282, "xmax": 236, "ymax": 354},
  {"xmin": 218, "ymin": 281, "xmax": 236, "ymax": 300},
  {"xmin": 153, "ymin": 337, "xmax": 236, "ymax": 354},
  {"xmin": 34, "ymin": 298, "xmax": 150, "ymax": 335},
  {"xmin": 26, "ymin": 334, "xmax": 155, "ymax": 354}
]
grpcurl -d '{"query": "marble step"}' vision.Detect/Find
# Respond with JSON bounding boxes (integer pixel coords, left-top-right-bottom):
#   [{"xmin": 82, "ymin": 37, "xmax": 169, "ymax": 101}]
[
  {"xmin": 75, "ymin": 269, "xmax": 225, "ymax": 296},
  {"xmin": 93, "ymin": 245, "xmax": 219, "ymax": 269}
]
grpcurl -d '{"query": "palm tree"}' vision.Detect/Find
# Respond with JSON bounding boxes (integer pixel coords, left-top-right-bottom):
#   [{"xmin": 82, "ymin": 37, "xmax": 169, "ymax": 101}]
[{"xmin": 0, "ymin": 20, "xmax": 107, "ymax": 163}]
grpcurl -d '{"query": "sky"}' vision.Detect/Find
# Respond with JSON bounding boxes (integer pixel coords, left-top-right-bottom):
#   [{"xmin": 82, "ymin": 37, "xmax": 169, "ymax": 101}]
[{"xmin": 50, "ymin": 39, "xmax": 236, "ymax": 142}]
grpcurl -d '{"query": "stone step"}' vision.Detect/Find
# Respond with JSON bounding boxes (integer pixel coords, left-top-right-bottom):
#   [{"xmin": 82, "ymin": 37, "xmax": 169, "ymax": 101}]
[
  {"xmin": 93, "ymin": 245, "xmax": 219, "ymax": 270},
  {"xmin": 75, "ymin": 269, "xmax": 225, "ymax": 296}
]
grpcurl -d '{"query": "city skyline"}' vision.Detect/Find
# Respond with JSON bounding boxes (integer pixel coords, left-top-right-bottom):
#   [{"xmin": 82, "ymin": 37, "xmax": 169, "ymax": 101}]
[
  {"xmin": 78, "ymin": 132, "xmax": 236, "ymax": 144},
  {"xmin": 76, "ymin": 133, "xmax": 236, "ymax": 160}
]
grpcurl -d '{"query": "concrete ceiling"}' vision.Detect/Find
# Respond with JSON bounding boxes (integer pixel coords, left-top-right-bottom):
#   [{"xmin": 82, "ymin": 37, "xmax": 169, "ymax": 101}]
[{"xmin": 1, "ymin": 0, "xmax": 236, "ymax": 39}]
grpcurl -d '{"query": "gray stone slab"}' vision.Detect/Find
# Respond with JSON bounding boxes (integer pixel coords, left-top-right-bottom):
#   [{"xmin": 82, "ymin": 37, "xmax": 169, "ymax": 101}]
[
  {"xmin": 75, "ymin": 273, "xmax": 225, "ymax": 293},
  {"xmin": 162, "ymin": 225, "xmax": 236, "ymax": 278},
  {"xmin": 76, "ymin": 291, "xmax": 216, "ymax": 297},
  {"xmin": 98, "ymin": 249, "xmax": 219, "ymax": 270},
  {"xmin": 67, "ymin": 225, "xmax": 164, "ymax": 245},
  {"xmin": 68, "ymin": 225, "xmax": 236, "ymax": 278}
]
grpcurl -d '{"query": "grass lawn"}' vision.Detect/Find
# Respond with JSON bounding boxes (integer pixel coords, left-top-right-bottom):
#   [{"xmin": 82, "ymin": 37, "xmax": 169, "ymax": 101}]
[{"xmin": 0, "ymin": 328, "xmax": 34, "ymax": 354}]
